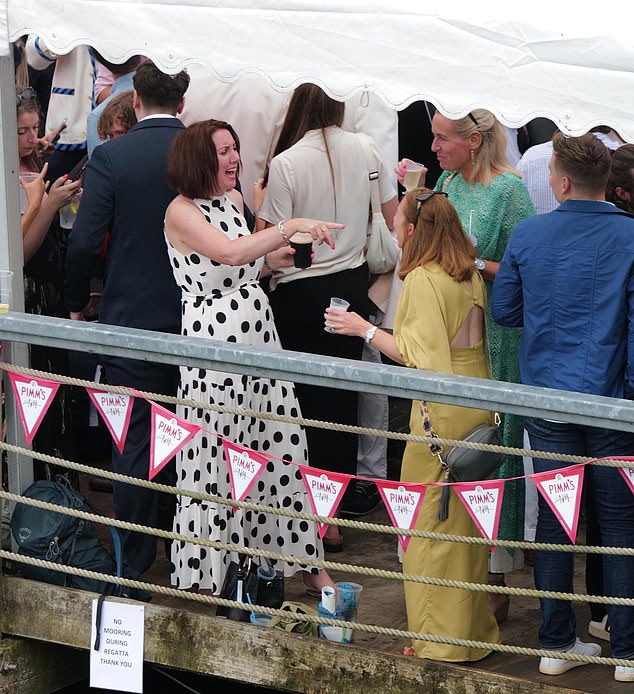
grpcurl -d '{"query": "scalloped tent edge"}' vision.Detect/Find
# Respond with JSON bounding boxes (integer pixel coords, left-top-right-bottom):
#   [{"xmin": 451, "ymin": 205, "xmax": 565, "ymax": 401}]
[{"xmin": 2, "ymin": 0, "xmax": 634, "ymax": 303}]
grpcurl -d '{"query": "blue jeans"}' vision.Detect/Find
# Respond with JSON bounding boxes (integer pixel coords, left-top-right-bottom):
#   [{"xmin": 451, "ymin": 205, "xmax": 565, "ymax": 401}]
[{"xmin": 525, "ymin": 418, "xmax": 634, "ymax": 658}]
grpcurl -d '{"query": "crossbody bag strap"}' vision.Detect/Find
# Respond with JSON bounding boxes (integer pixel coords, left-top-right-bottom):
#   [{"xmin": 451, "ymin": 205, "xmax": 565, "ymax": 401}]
[{"xmin": 359, "ymin": 134, "xmax": 383, "ymax": 219}]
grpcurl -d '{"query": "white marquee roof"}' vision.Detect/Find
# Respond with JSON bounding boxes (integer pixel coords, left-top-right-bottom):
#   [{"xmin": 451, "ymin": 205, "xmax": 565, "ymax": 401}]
[{"xmin": 5, "ymin": 0, "xmax": 634, "ymax": 139}]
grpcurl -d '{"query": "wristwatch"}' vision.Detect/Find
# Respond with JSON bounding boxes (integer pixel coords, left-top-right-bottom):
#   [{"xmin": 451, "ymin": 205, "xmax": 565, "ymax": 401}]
[
  {"xmin": 475, "ymin": 258, "xmax": 486, "ymax": 271},
  {"xmin": 365, "ymin": 325, "xmax": 378, "ymax": 344}
]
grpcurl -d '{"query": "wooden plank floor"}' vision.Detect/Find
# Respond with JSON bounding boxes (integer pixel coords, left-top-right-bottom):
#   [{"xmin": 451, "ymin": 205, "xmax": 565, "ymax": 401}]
[{"xmin": 79, "ymin": 473, "xmax": 630, "ymax": 694}]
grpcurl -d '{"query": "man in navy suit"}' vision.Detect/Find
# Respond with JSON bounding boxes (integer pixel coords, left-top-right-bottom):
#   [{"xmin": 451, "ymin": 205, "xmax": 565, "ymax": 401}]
[{"xmin": 65, "ymin": 61, "xmax": 190, "ymax": 576}]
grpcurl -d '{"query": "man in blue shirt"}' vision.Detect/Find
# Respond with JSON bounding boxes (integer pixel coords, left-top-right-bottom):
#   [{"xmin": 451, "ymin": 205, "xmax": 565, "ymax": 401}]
[{"xmin": 492, "ymin": 132, "xmax": 634, "ymax": 682}]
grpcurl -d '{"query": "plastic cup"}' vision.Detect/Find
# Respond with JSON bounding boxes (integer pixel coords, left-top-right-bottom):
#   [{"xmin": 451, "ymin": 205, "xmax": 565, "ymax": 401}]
[
  {"xmin": 18, "ymin": 171, "xmax": 40, "ymax": 215},
  {"xmin": 59, "ymin": 192, "xmax": 82, "ymax": 229},
  {"xmin": 0, "ymin": 270, "xmax": 14, "ymax": 314},
  {"xmin": 250, "ymin": 613, "xmax": 272, "ymax": 627},
  {"xmin": 324, "ymin": 297, "xmax": 350, "ymax": 333},
  {"xmin": 335, "ymin": 582, "xmax": 363, "ymax": 621},
  {"xmin": 402, "ymin": 160, "xmax": 424, "ymax": 191},
  {"xmin": 290, "ymin": 231, "xmax": 313, "ymax": 269}
]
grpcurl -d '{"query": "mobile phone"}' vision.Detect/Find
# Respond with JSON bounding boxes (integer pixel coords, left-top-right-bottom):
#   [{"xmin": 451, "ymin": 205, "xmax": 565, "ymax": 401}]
[
  {"xmin": 47, "ymin": 119, "xmax": 68, "ymax": 147},
  {"xmin": 67, "ymin": 154, "xmax": 89, "ymax": 182}
]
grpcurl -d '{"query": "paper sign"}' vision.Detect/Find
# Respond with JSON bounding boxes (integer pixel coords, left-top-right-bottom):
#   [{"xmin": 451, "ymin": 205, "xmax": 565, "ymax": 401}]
[
  {"xmin": 87, "ymin": 389, "xmax": 133, "ymax": 453},
  {"xmin": 532, "ymin": 464, "xmax": 585, "ymax": 543},
  {"xmin": 7, "ymin": 372, "xmax": 60, "ymax": 445},
  {"xmin": 454, "ymin": 480, "xmax": 505, "ymax": 548},
  {"xmin": 149, "ymin": 402, "xmax": 199, "ymax": 479},
  {"xmin": 375, "ymin": 480, "xmax": 425, "ymax": 552},
  {"xmin": 90, "ymin": 599, "xmax": 144, "ymax": 693},
  {"xmin": 299, "ymin": 469, "xmax": 352, "ymax": 539},
  {"xmin": 223, "ymin": 440, "xmax": 268, "ymax": 506}
]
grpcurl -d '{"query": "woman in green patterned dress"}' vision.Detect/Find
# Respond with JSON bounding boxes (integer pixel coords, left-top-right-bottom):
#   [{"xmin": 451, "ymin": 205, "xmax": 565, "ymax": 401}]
[{"xmin": 415, "ymin": 109, "xmax": 535, "ymax": 617}]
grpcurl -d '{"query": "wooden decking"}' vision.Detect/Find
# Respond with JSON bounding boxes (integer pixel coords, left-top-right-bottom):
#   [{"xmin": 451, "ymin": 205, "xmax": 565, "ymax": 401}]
[{"xmin": 1, "ymin": 480, "xmax": 630, "ymax": 694}]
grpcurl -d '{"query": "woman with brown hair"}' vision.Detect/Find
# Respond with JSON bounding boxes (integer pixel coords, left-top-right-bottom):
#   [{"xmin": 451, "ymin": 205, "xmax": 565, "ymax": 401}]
[
  {"xmin": 16, "ymin": 88, "xmax": 81, "ymax": 486},
  {"xmin": 326, "ymin": 188, "xmax": 499, "ymax": 661},
  {"xmin": 164, "ymin": 119, "xmax": 339, "ymax": 596},
  {"xmin": 402, "ymin": 109, "xmax": 535, "ymax": 605},
  {"xmin": 258, "ymin": 84, "xmax": 397, "ymax": 550}
]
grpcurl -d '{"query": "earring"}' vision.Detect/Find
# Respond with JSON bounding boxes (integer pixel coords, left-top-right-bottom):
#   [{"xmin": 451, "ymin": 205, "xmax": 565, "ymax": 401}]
[{"xmin": 470, "ymin": 149, "xmax": 476, "ymax": 166}]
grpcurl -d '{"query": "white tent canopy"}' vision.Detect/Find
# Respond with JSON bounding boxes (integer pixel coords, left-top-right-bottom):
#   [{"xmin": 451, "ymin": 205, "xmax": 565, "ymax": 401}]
[{"xmin": 6, "ymin": 0, "xmax": 634, "ymax": 139}]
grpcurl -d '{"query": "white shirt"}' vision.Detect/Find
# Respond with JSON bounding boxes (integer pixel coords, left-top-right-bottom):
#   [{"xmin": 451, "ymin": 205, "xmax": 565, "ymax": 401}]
[
  {"xmin": 518, "ymin": 130, "xmax": 625, "ymax": 215},
  {"xmin": 260, "ymin": 126, "xmax": 396, "ymax": 287}
]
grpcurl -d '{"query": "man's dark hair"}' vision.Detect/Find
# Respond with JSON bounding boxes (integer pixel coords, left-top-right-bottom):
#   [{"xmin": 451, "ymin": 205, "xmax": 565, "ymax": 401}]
[
  {"xmin": 606, "ymin": 144, "xmax": 634, "ymax": 211},
  {"xmin": 133, "ymin": 60, "xmax": 190, "ymax": 112},
  {"xmin": 91, "ymin": 50, "xmax": 142, "ymax": 76},
  {"xmin": 552, "ymin": 131, "xmax": 610, "ymax": 194}
]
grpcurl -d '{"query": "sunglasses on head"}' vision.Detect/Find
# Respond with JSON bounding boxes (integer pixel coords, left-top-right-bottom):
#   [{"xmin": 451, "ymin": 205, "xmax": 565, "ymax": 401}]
[
  {"xmin": 414, "ymin": 190, "xmax": 448, "ymax": 226},
  {"xmin": 16, "ymin": 87, "xmax": 38, "ymax": 107}
]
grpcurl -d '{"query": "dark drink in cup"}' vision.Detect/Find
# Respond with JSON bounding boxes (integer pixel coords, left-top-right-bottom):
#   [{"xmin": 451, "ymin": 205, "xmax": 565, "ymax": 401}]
[{"xmin": 290, "ymin": 232, "xmax": 313, "ymax": 268}]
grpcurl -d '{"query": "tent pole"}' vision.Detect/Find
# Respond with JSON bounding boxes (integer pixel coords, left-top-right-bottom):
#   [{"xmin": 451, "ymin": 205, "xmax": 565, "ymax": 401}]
[{"xmin": 0, "ymin": 46, "xmax": 34, "ymax": 501}]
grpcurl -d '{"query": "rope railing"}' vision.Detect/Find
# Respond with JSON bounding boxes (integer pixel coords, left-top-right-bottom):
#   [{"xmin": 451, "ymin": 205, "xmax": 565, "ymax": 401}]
[
  {"xmin": 1, "ymin": 549, "xmax": 633, "ymax": 670},
  {"xmin": 3, "ymin": 359, "xmax": 634, "ymax": 675},
  {"xmin": 3, "ymin": 487, "xmax": 634, "ymax": 603},
  {"xmin": 2, "ymin": 440, "xmax": 634, "ymax": 557}
]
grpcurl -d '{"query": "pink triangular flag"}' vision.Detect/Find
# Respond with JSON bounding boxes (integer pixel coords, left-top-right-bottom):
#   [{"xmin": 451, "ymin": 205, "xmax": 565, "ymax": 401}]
[
  {"xmin": 375, "ymin": 480, "xmax": 425, "ymax": 552},
  {"xmin": 222, "ymin": 440, "xmax": 268, "ymax": 509},
  {"xmin": 8, "ymin": 372, "xmax": 60, "ymax": 445},
  {"xmin": 299, "ymin": 468, "xmax": 352, "ymax": 539},
  {"xmin": 606, "ymin": 456, "xmax": 634, "ymax": 495},
  {"xmin": 86, "ymin": 388, "xmax": 133, "ymax": 453},
  {"xmin": 532, "ymin": 464, "xmax": 585, "ymax": 543},
  {"xmin": 454, "ymin": 480, "xmax": 505, "ymax": 550},
  {"xmin": 149, "ymin": 402, "xmax": 199, "ymax": 480},
  {"xmin": 619, "ymin": 466, "xmax": 634, "ymax": 495}
]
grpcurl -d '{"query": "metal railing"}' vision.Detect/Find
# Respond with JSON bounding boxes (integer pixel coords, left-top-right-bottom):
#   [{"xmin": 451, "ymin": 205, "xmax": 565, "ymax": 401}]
[{"xmin": 2, "ymin": 311, "xmax": 634, "ymax": 671}]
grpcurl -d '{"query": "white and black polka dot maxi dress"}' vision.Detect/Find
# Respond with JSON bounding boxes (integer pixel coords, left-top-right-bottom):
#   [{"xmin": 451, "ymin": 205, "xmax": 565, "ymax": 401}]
[{"xmin": 166, "ymin": 196, "xmax": 323, "ymax": 592}]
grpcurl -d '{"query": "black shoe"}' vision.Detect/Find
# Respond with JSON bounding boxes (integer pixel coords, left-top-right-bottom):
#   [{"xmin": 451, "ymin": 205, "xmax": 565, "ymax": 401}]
[{"xmin": 340, "ymin": 480, "xmax": 382, "ymax": 517}]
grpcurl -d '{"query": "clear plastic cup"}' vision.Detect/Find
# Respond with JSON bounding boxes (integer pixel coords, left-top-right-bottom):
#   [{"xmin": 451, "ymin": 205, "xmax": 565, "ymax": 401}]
[
  {"xmin": 18, "ymin": 171, "xmax": 40, "ymax": 214},
  {"xmin": 402, "ymin": 160, "xmax": 425, "ymax": 191},
  {"xmin": 335, "ymin": 581, "xmax": 363, "ymax": 621},
  {"xmin": 0, "ymin": 270, "xmax": 14, "ymax": 314},
  {"xmin": 59, "ymin": 193, "xmax": 82, "ymax": 229},
  {"xmin": 325, "ymin": 297, "xmax": 350, "ymax": 333}
]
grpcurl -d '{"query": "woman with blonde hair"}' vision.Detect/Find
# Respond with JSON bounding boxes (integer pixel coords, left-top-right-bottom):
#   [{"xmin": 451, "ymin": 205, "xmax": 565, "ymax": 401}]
[
  {"xmin": 326, "ymin": 187, "xmax": 499, "ymax": 661},
  {"xmin": 400, "ymin": 109, "xmax": 535, "ymax": 609}
]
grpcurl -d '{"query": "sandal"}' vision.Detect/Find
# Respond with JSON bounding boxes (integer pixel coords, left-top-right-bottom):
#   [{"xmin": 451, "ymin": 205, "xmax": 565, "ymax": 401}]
[{"xmin": 323, "ymin": 531, "xmax": 344, "ymax": 553}]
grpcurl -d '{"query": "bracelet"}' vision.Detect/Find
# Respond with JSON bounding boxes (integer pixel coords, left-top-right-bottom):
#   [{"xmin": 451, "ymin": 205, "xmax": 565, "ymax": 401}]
[
  {"xmin": 365, "ymin": 325, "xmax": 378, "ymax": 344},
  {"xmin": 277, "ymin": 220, "xmax": 291, "ymax": 246}
]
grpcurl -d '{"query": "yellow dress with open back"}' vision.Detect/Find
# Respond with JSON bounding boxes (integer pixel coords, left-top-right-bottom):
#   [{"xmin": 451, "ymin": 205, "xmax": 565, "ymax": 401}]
[{"xmin": 394, "ymin": 263, "xmax": 500, "ymax": 662}]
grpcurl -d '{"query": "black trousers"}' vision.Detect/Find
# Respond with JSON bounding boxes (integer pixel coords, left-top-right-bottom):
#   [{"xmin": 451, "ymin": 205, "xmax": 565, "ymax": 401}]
[
  {"xmin": 270, "ymin": 264, "xmax": 369, "ymax": 487},
  {"xmin": 101, "ymin": 355, "xmax": 179, "ymax": 576}
]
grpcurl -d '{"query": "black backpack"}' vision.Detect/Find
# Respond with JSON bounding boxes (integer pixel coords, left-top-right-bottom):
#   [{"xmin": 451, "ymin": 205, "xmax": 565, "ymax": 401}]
[{"xmin": 10, "ymin": 480, "xmax": 147, "ymax": 599}]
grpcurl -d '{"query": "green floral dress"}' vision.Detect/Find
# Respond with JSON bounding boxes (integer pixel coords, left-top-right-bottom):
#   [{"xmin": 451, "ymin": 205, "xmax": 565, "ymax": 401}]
[{"xmin": 435, "ymin": 171, "xmax": 536, "ymax": 545}]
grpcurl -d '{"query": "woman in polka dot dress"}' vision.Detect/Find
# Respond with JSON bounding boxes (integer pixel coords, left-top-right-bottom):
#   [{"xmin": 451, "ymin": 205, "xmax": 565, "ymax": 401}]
[{"xmin": 164, "ymin": 120, "xmax": 340, "ymax": 595}]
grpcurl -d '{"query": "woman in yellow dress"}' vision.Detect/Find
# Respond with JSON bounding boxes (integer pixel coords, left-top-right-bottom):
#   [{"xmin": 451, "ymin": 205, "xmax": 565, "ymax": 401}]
[{"xmin": 325, "ymin": 187, "xmax": 499, "ymax": 661}]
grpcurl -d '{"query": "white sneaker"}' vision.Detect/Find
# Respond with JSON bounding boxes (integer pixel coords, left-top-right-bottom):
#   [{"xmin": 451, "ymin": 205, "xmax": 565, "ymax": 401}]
[
  {"xmin": 588, "ymin": 615, "xmax": 610, "ymax": 641},
  {"xmin": 615, "ymin": 666, "xmax": 634, "ymax": 682},
  {"xmin": 539, "ymin": 638, "xmax": 602, "ymax": 675}
]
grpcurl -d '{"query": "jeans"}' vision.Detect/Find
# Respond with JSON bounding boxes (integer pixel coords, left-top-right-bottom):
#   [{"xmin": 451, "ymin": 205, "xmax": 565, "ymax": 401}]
[{"xmin": 525, "ymin": 418, "xmax": 634, "ymax": 658}]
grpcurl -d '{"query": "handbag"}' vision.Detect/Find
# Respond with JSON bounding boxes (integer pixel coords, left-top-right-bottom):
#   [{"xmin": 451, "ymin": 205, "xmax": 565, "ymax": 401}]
[
  {"xmin": 217, "ymin": 555, "xmax": 284, "ymax": 621},
  {"xmin": 360, "ymin": 135, "xmax": 399, "ymax": 275},
  {"xmin": 420, "ymin": 400, "xmax": 504, "ymax": 521}
]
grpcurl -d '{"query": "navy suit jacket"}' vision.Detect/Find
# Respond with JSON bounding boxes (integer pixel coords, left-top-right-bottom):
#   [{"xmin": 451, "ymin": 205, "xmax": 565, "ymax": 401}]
[{"xmin": 65, "ymin": 117, "xmax": 183, "ymax": 333}]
